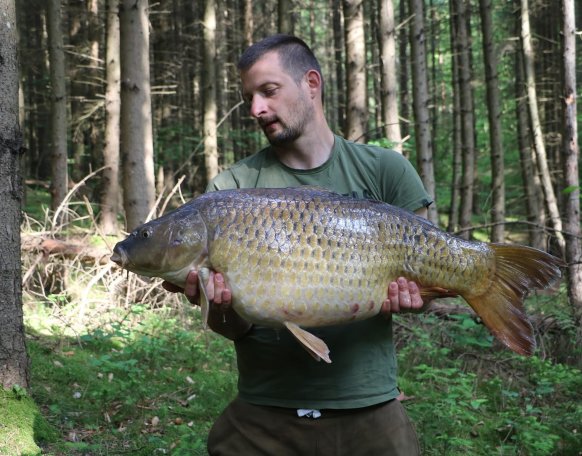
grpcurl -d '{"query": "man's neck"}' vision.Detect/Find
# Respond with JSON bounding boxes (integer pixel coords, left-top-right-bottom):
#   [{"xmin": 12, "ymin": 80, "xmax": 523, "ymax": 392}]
[{"xmin": 272, "ymin": 126, "xmax": 335, "ymax": 170}]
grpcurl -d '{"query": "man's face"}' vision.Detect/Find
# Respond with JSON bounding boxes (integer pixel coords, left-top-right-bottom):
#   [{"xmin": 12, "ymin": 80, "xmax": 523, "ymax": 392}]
[{"xmin": 240, "ymin": 51, "xmax": 314, "ymax": 146}]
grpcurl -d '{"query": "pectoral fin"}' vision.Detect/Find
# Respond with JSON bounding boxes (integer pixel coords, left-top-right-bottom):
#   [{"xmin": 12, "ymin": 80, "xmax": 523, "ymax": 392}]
[
  {"xmin": 284, "ymin": 322, "xmax": 331, "ymax": 363},
  {"xmin": 198, "ymin": 267, "xmax": 211, "ymax": 329}
]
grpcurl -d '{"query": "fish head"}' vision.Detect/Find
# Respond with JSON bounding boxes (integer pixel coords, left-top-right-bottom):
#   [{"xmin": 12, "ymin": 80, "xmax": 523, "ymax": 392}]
[{"xmin": 110, "ymin": 207, "xmax": 208, "ymax": 287}]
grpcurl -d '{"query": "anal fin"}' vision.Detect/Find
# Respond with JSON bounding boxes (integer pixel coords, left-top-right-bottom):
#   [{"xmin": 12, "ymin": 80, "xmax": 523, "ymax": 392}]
[
  {"xmin": 284, "ymin": 321, "xmax": 331, "ymax": 363},
  {"xmin": 419, "ymin": 286, "xmax": 459, "ymax": 301}
]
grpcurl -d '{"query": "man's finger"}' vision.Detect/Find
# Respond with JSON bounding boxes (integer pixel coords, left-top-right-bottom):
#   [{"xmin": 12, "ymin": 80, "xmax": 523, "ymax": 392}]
[
  {"xmin": 387, "ymin": 281, "xmax": 399, "ymax": 311},
  {"xmin": 184, "ymin": 270, "xmax": 199, "ymax": 303},
  {"xmin": 397, "ymin": 277, "xmax": 411, "ymax": 309},
  {"xmin": 408, "ymin": 281, "xmax": 424, "ymax": 308},
  {"xmin": 214, "ymin": 273, "xmax": 225, "ymax": 304}
]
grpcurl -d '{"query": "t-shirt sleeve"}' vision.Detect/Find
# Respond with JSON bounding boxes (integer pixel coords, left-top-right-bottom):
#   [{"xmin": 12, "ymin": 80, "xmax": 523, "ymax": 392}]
[
  {"xmin": 206, "ymin": 170, "xmax": 239, "ymax": 192},
  {"xmin": 378, "ymin": 151, "xmax": 433, "ymax": 212}
]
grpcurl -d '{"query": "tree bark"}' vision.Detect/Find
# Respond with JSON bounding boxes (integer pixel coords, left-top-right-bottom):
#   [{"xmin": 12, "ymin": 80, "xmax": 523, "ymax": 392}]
[
  {"xmin": 377, "ymin": 0, "xmax": 402, "ymax": 152},
  {"xmin": 203, "ymin": 0, "xmax": 219, "ymax": 183},
  {"xmin": 243, "ymin": 0, "xmax": 253, "ymax": 48},
  {"xmin": 560, "ymin": 0, "xmax": 582, "ymax": 340},
  {"xmin": 408, "ymin": 0, "xmax": 437, "ymax": 224},
  {"xmin": 119, "ymin": 0, "xmax": 156, "ymax": 231},
  {"xmin": 343, "ymin": 0, "xmax": 367, "ymax": 142},
  {"xmin": 46, "ymin": 0, "xmax": 68, "ymax": 216},
  {"xmin": 515, "ymin": 35, "xmax": 546, "ymax": 251},
  {"xmin": 332, "ymin": 0, "xmax": 345, "ymax": 133},
  {"xmin": 447, "ymin": 0, "xmax": 462, "ymax": 234},
  {"xmin": 278, "ymin": 0, "xmax": 294, "ymax": 34},
  {"xmin": 479, "ymin": 0, "xmax": 505, "ymax": 242},
  {"xmin": 100, "ymin": 0, "xmax": 121, "ymax": 235},
  {"xmin": 0, "ymin": 0, "xmax": 29, "ymax": 389},
  {"xmin": 520, "ymin": 0, "xmax": 565, "ymax": 254},
  {"xmin": 453, "ymin": 0, "xmax": 476, "ymax": 239},
  {"xmin": 398, "ymin": 0, "xmax": 410, "ymax": 152}
]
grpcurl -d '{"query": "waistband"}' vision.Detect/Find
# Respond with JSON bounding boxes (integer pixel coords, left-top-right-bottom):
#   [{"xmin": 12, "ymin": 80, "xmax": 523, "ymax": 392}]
[{"xmin": 254, "ymin": 398, "xmax": 396, "ymax": 419}]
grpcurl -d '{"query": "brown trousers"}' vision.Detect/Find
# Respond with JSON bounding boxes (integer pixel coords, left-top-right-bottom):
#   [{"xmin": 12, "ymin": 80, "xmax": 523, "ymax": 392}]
[{"xmin": 207, "ymin": 396, "xmax": 421, "ymax": 456}]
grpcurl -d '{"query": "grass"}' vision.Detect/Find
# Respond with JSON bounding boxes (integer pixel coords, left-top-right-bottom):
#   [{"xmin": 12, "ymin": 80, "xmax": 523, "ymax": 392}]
[{"xmin": 25, "ymin": 303, "xmax": 237, "ymax": 455}]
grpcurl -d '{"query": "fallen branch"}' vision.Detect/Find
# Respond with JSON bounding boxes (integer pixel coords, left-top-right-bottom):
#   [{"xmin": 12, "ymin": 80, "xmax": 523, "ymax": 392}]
[{"xmin": 22, "ymin": 235, "xmax": 111, "ymax": 265}]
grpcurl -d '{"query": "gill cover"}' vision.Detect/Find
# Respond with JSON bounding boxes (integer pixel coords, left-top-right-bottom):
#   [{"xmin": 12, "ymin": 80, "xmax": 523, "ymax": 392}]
[{"xmin": 115, "ymin": 206, "xmax": 208, "ymax": 277}]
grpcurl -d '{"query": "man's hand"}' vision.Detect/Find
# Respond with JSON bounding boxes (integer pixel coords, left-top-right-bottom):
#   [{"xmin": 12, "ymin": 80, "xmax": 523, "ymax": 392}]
[
  {"xmin": 162, "ymin": 270, "xmax": 232, "ymax": 307},
  {"xmin": 381, "ymin": 277, "xmax": 427, "ymax": 315},
  {"xmin": 163, "ymin": 270, "xmax": 251, "ymax": 340}
]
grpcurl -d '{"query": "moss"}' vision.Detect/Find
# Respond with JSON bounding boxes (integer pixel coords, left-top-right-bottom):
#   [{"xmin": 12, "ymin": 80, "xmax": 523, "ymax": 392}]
[{"xmin": 0, "ymin": 387, "xmax": 57, "ymax": 456}]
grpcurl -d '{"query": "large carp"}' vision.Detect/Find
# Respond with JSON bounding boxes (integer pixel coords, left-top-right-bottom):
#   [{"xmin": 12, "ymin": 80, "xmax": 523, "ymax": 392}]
[{"xmin": 110, "ymin": 187, "xmax": 563, "ymax": 363}]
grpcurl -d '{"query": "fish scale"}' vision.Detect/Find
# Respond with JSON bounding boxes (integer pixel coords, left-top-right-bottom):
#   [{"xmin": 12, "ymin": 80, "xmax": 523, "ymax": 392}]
[{"xmin": 111, "ymin": 187, "xmax": 564, "ymax": 363}]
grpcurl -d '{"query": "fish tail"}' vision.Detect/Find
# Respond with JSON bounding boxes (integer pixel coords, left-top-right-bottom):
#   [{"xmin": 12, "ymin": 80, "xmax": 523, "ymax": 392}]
[{"xmin": 464, "ymin": 244, "xmax": 564, "ymax": 356}]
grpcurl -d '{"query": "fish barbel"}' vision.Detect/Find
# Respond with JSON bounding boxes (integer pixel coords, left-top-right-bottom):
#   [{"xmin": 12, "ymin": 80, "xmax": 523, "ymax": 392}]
[{"xmin": 110, "ymin": 187, "xmax": 563, "ymax": 363}]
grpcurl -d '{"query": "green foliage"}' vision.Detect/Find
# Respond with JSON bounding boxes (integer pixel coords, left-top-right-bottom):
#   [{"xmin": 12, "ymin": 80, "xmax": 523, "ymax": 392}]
[
  {"xmin": 27, "ymin": 306, "xmax": 237, "ymax": 455},
  {"xmin": 397, "ymin": 313, "xmax": 582, "ymax": 455}
]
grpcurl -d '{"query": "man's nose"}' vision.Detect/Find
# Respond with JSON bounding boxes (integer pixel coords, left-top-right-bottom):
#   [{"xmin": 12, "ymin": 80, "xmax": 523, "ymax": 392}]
[{"xmin": 249, "ymin": 96, "xmax": 267, "ymax": 118}]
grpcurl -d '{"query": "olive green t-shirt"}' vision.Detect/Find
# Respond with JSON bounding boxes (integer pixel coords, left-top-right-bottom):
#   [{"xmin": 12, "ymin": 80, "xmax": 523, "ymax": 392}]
[{"xmin": 207, "ymin": 135, "xmax": 432, "ymax": 409}]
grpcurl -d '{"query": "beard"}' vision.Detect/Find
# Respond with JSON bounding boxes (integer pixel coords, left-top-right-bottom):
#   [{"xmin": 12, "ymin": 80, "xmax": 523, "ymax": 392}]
[
  {"xmin": 263, "ymin": 120, "xmax": 302, "ymax": 146},
  {"xmin": 259, "ymin": 93, "xmax": 313, "ymax": 146}
]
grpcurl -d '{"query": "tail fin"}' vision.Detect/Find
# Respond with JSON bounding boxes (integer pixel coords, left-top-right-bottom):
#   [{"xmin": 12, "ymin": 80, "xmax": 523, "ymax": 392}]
[{"xmin": 465, "ymin": 244, "xmax": 564, "ymax": 356}]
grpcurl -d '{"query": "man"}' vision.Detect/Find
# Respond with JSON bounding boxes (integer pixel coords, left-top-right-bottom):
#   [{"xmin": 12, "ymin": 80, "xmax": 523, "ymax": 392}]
[{"xmin": 169, "ymin": 34, "xmax": 432, "ymax": 455}]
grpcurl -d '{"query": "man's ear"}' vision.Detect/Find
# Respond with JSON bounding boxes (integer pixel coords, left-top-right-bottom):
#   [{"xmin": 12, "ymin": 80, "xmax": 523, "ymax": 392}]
[{"xmin": 305, "ymin": 69, "xmax": 322, "ymax": 98}]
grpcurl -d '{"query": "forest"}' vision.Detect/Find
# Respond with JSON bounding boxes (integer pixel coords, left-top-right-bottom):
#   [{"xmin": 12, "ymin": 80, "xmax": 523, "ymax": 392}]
[{"xmin": 0, "ymin": 0, "xmax": 581, "ymax": 454}]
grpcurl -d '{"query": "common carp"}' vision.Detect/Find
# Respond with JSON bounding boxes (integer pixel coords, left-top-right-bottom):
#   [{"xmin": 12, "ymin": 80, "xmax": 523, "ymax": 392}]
[{"xmin": 110, "ymin": 187, "xmax": 563, "ymax": 363}]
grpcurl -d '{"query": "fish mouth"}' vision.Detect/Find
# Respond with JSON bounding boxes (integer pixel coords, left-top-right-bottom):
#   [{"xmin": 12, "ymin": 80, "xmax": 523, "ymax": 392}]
[{"xmin": 110, "ymin": 245, "xmax": 127, "ymax": 268}]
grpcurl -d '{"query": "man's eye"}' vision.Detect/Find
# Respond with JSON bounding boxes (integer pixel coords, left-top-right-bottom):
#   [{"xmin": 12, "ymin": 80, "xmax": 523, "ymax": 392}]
[{"xmin": 264, "ymin": 88, "xmax": 277, "ymax": 97}]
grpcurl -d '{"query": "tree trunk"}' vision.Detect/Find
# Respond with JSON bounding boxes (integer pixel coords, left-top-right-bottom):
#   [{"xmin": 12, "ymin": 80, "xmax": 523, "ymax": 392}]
[
  {"xmin": 119, "ymin": 0, "xmax": 156, "ymax": 231},
  {"xmin": 398, "ymin": 0, "xmax": 410, "ymax": 152},
  {"xmin": 99, "ymin": 0, "xmax": 121, "ymax": 235},
  {"xmin": 243, "ymin": 0, "xmax": 253, "ymax": 48},
  {"xmin": 520, "ymin": 0, "xmax": 565, "ymax": 254},
  {"xmin": 332, "ymin": 0, "xmax": 345, "ymax": 133},
  {"xmin": 0, "ymin": 0, "xmax": 29, "ymax": 389},
  {"xmin": 515, "ymin": 45, "xmax": 546, "ymax": 251},
  {"xmin": 203, "ymin": 0, "xmax": 219, "ymax": 183},
  {"xmin": 343, "ymin": 0, "xmax": 367, "ymax": 142},
  {"xmin": 377, "ymin": 0, "xmax": 402, "ymax": 152},
  {"xmin": 408, "ymin": 0, "xmax": 437, "ymax": 224},
  {"xmin": 560, "ymin": 0, "xmax": 582, "ymax": 340},
  {"xmin": 447, "ymin": 0, "xmax": 462, "ymax": 233},
  {"xmin": 278, "ymin": 0, "xmax": 294, "ymax": 34},
  {"xmin": 479, "ymin": 0, "xmax": 505, "ymax": 242},
  {"xmin": 453, "ymin": 0, "xmax": 476, "ymax": 239},
  {"xmin": 46, "ymin": 0, "xmax": 68, "ymax": 216}
]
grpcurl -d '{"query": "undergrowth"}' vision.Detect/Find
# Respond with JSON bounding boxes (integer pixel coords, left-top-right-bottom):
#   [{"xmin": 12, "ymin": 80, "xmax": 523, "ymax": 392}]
[{"xmin": 395, "ymin": 312, "xmax": 582, "ymax": 455}]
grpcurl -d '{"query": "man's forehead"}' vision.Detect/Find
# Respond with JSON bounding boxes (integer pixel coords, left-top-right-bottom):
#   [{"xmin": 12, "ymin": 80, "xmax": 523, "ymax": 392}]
[{"xmin": 240, "ymin": 52, "xmax": 291, "ymax": 90}]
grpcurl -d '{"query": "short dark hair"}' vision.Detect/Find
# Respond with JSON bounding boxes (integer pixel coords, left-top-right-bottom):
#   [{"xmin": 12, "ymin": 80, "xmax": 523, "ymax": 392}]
[{"xmin": 238, "ymin": 34, "xmax": 324, "ymax": 99}]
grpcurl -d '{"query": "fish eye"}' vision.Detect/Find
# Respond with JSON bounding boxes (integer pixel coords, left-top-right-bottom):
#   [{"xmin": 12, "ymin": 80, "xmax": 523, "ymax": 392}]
[{"xmin": 140, "ymin": 228, "xmax": 153, "ymax": 239}]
